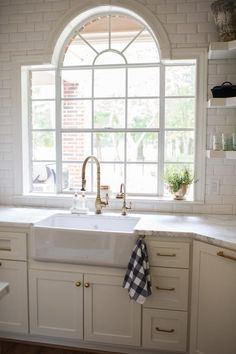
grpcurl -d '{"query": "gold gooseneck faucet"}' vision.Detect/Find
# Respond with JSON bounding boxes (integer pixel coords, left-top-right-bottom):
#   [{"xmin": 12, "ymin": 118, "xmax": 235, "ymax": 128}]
[{"xmin": 81, "ymin": 155, "xmax": 108, "ymax": 214}]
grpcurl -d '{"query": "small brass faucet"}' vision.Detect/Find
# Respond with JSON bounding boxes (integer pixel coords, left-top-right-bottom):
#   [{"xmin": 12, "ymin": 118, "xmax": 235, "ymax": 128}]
[
  {"xmin": 81, "ymin": 155, "xmax": 108, "ymax": 214},
  {"xmin": 116, "ymin": 183, "xmax": 131, "ymax": 216}
]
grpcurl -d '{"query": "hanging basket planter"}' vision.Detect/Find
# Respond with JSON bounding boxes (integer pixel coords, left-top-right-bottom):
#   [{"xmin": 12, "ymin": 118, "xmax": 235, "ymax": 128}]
[{"xmin": 211, "ymin": 0, "xmax": 236, "ymax": 41}]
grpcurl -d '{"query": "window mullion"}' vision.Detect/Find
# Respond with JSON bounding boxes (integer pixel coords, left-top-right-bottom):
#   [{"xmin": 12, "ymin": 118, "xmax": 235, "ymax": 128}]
[
  {"xmin": 158, "ymin": 64, "xmax": 165, "ymax": 196},
  {"xmin": 91, "ymin": 67, "xmax": 95, "ymax": 193},
  {"xmin": 28, "ymin": 70, "xmax": 33, "ymax": 193},
  {"xmin": 56, "ymin": 68, "xmax": 62, "ymax": 193},
  {"xmin": 124, "ymin": 66, "xmax": 128, "ymax": 187}
]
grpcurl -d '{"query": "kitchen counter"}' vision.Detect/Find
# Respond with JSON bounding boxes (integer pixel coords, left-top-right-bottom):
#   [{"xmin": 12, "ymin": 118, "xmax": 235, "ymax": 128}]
[
  {"xmin": 135, "ymin": 213, "xmax": 236, "ymax": 250},
  {"xmin": 0, "ymin": 206, "xmax": 235, "ymax": 250}
]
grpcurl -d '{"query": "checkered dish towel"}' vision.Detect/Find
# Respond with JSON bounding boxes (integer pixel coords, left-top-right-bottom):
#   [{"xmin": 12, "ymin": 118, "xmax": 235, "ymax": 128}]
[{"xmin": 122, "ymin": 237, "xmax": 152, "ymax": 304}]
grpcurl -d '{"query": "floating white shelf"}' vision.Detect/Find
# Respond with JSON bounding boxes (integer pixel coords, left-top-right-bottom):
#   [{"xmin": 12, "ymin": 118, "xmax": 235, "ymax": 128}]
[
  {"xmin": 208, "ymin": 97, "xmax": 236, "ymax": 108},
  {"xmin": 208, "ymin": 40, "xmax": 236, "ymax": 59},
  {"xmin": 206, "ymin": 150, "xmax": 236, "ymax": 159}
]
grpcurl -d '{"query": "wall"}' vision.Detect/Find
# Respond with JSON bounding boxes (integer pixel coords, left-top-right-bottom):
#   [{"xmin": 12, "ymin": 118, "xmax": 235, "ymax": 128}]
[{"xmin": 0, "ymin": 0, "xmax": 235, "ymax": 214}]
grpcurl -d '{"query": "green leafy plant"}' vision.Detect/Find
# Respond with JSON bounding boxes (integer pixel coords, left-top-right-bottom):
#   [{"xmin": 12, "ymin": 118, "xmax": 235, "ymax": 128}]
[{"xmin": 163, "ymin": 167, "xmax": 195, "ymax": 193}]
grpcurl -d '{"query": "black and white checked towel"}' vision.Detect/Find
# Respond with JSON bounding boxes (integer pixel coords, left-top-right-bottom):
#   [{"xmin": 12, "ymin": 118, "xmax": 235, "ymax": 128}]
[{"xmin": 122, "ymin": 237, "xmax": 152, "ymax": 304}]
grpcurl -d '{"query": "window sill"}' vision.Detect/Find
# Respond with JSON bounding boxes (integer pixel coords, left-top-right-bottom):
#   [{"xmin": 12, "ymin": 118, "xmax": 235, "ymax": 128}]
[{"xmin": 12, "ymin": 193, "xmax": 204, "ymax": 214}]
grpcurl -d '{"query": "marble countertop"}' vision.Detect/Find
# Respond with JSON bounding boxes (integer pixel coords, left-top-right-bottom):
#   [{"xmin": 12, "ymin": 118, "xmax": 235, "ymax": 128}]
[
  {"xmin": 134, "ymin": 213, "xmax": 236, "ymax": 251},
  {"xmin": 0, "ymin": 206, "xmax": 235, "ymax": 251}
]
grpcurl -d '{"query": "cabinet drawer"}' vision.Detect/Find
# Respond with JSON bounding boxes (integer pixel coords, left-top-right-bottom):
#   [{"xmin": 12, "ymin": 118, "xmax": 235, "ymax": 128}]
[
  {"xmin": 144, "ymin": 267, "xmax": 189, "ymax": 311},
  {"xmin": 142, "ymin": 308, "xmax": 187, "ymax": 352},
  {"xmin": 147, "ymin": 241, "xmax": 189, "ymax": 268},
  {"xmin": 0, "ymin": 232, "xmax": 27, "ymax": 261}
]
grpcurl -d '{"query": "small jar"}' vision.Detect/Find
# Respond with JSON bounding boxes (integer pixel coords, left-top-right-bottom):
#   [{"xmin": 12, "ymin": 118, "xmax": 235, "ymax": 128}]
[
  {"xmin": 222, "ymin": 133, "xmax": 233, "ymax": 151},
  {"xmin": 212, "ymin": 134, "xmax": 222, "ymax": 151}
]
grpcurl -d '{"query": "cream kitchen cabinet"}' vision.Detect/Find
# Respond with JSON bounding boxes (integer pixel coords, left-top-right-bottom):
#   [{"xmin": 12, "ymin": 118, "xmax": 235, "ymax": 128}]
[
  {"xmin": 83, "ymin": 273, "xmax": 141, "ymax": 346},
  {"xmin": 0, "ymin": 231, "xmax": 28, "ymax": 334},
  {"xmin": 190, "ymin": 241, "xmax": 236, "ymax": 354},
  {"xmin": 142, "ymin": 240, "xmax": 190, "ymax": 352},
  {"xmin": 29, "ymin": 269, "xmax": 141, "ymax": 346},
  {"xmin": 29, "ymin": 269, "xmax": 84, "ymax": 339}
]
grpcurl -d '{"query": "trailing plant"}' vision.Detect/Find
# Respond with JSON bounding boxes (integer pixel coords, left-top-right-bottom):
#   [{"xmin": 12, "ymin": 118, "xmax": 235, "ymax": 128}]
[{"xmin": 163, "ymin": 167, "xmax": 195, "ymax": 193}]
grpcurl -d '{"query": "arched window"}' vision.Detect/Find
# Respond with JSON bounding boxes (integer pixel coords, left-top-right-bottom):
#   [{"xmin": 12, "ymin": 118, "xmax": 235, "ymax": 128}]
[{"xmin": 27, "ymin": 6, "xmax": 198, "ymax": 200}]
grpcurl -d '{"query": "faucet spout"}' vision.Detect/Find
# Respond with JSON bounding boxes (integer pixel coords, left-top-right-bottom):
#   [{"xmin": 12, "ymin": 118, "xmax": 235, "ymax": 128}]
[{"xmin": 81, "ymin": 155, "xmax": 108, "ymax": 214}]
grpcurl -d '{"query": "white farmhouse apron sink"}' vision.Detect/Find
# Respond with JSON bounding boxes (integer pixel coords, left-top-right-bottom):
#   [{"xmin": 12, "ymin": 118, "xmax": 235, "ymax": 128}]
[{"xmin": 31, "ymin": 213, "xmax": 140, "ymax": 268}]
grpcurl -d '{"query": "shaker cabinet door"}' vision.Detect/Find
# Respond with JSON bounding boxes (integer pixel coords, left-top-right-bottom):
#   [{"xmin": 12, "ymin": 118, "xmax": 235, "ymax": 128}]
[
  {"xmin": 190, "ymin": 241, "xmax": 236, "ymax": 354},
  {"xmin": 84, "ymin": 273, "xmax": 141, "ymax": 346},
  {"xmin": 29, "ymin": 269, "xmax": 83, "ymax": 339}
]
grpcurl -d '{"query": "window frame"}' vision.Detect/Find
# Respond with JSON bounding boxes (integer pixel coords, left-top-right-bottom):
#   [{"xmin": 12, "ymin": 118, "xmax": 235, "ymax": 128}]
[{"xmin": 18, "ymin": 5, "xmax": 207, "ymax": 205}]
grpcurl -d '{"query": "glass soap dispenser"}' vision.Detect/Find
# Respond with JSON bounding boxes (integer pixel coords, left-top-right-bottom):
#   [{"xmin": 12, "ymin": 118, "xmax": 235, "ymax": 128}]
[{"xmin": 70, "ymin": 191, "xmax": 89, "ymax": 214}]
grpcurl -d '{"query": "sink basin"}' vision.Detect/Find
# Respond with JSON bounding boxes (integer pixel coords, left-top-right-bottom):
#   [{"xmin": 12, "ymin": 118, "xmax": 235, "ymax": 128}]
[
  {"xmin": 35, "ymin": 213, "xmax": 139, "ymax": 233},
  {"xmin": 31, "ymin": 213, "xmax": 140, "ymax": 268}
]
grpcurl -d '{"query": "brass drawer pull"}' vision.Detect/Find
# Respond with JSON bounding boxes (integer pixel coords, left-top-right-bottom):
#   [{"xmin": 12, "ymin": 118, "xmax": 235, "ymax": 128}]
[
  {"xmin": 84, "ymin": 282, "xmax": 90, "ymax": 288},
  {"xmin": 156, "ymin": 286, "xmax": 175, "ymax": 291},
  {"xmin": 156, "ymin": 253, "xmax": 176, "ymax": 257},
  {"xmin": 217, "ymin": 251, "xmax": 236, "ymax": 262},
  {"xmin": 156, "ymin": 327, "xmax": 175, "ymax": 333},
  {"xmin": 75, "ymin": 281, "xmax": 81, "ymax": 287}
]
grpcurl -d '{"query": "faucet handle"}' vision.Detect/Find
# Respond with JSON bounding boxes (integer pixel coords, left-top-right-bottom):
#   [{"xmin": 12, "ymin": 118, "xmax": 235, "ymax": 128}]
[
  {"xmin": 121, "ymin": 201, "xmax": 132, "ymax": 216},
  {"xmin": 101, "ymin": 193, "xmax": 109, "ymax": 206},
  {"xmin": 116, "ymin": 192, "xmax": 124, "ymax": 199}
]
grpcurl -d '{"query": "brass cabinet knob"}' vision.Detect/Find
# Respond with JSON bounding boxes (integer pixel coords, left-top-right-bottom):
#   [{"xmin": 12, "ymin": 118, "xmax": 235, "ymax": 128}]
[
  {"xmin": 84, "ymin": 282, "xmax": 90, "ymax": 288},
  {"xmin": 75, "ymin": 281, "xmax": 81, "ymax": 287}
]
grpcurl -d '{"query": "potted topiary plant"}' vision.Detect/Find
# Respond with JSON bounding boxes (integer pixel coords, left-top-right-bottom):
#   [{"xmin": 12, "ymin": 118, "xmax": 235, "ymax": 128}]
[{"xmin": 163, "ymin": 167, "xmax": 196, "ymax": 200}]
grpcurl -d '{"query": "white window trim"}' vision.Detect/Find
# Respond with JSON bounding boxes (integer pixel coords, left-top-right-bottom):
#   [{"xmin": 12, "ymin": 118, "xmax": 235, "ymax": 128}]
[{"xmin": 12, "ymin": 47, "xmax": 207, "ymax": 210}]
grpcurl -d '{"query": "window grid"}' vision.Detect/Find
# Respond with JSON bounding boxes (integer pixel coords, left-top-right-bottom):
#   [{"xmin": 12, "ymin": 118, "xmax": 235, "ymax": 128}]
[{"xmin": 29, "ymin": 62, "xmax": 196, "ymax": 196}]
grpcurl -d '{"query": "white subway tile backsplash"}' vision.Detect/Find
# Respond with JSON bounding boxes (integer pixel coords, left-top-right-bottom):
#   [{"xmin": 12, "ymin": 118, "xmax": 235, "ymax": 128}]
[
  {"xmin": 187, "ymin": 13, "xmax": 208, "ymax": 23},
  {"xmin": 220, "ymin": 185, "xmax": 235, "ymax": 196},
  {"xmin": 222, "ymin": 196, "xmax": 236, "ymax": 205},
  {"xmin": 217, "ymin": 63, "xmax": 236, "ymax": 75},
  {"xmin": 9, "ymin": 32, "xmax": 26, "ymax": 42},
  {"xmin": 0, "ymin": 23, "xmax": 17, "ymax": 33},
  {"xmin": 205, "ymin": 195, "xmax": 223, "ymax": 205},
  {"xmin": 223, "ymin": 176, "xmax": 236, "ymax": 186},
  {"xmin": 187, "ymin": 33, "xmax": 207, "ymax": 43},
  {"xmin": 156, "ymin": 4, "xmax": 177, "ymax": 14},
  {"xmin": 214, "ymin": 165, "xmax": 235, "ymax": 176},
  {"xmin": 198, "ymin": 22, "xmax": 216, "ymax": 33},
  {"xmin": 17, "ymin": 23, "xmax": 34, "ymax": 32},
  {"xmin": 26, "ymin": 13, "xmax": 43, "ymax": 23},
  {"xmin": 9, "ymin": 14, "xmax": 26, "ymax": 24},
  {"xmin": 177, "ymin": 3, "xmax": 196, "ymax": 13},
  {"xmin": 167, "ymin": 13, "xmax": 186, "ymax": 23},
  {"xmin": 197, "ymin": 2, "xmax": 211, "ymax": 13},
  {"xmin": 177, "ymin": 23, "xmax": 197, "ymax": 34},
  {"xmin": 34, "ymin": 22, "xmax": 52, "ymax": 32},
  {"xmin": 212, "ymin": 204, "xmax": 233, "ymax": 214},
  {"xmin": 169, "ymin": 33, "xmax": 187, "ymax": 44}
]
